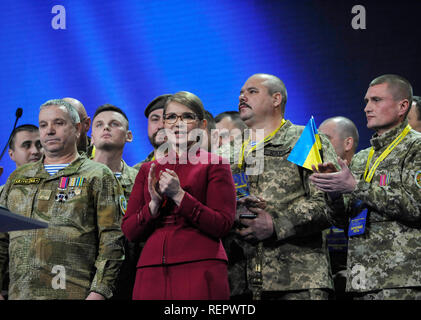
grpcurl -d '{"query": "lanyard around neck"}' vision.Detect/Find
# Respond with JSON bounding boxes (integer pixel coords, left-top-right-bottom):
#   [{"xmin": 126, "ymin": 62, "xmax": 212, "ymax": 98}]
[
  {"xmin": 363, "ymin": 124, "xmax": 411, "ymax": 183},
  {"xmin": 238, "ymin": 118, "xmax": 286, "ymax": 170}
]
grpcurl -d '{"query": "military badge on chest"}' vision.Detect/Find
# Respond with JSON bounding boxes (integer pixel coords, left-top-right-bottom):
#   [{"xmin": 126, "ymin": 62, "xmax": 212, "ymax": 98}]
[
  {"xmin": 55, "ymin": 176, "xmax": 85, "ymax": 202},
  {"xmin": 379, "ymin": 173, "xmax": 390, "ymax": 187}
]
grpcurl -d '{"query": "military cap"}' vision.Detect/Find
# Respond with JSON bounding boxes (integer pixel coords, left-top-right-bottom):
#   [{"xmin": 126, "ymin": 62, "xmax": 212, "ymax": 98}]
[{"xmin": 144, "ymin": 94, "xmax": 172, "ymax": 118}]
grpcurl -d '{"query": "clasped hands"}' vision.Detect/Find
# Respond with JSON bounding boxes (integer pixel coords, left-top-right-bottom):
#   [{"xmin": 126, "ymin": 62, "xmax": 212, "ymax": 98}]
[
  {"xmin": 148, "ymin": 163, "xmax": 185, "ymax": 217},
  {"xmin": 235, "ymin": 195, "xmax": 274, "ymax": 241},
  {"xmin": 309, "ymin": 157, "xmax": 357, "ymax": 197}
]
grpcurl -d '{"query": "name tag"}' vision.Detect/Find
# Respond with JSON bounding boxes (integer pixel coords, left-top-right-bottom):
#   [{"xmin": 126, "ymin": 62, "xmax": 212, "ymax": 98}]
[
  {"xmin": 233, "ymin": 172, "xmax": 250, "ymax": 200},
  {"xmin": 348, "ymin": 209, "xmax": 368, "ymax": 237},
  {"xmin": 263, "ymin": 147, "xmax": 291, "ymax": 157},
  {"xmin": 13, "ymin": 178, "xmax": 41, "ymax": 185}
]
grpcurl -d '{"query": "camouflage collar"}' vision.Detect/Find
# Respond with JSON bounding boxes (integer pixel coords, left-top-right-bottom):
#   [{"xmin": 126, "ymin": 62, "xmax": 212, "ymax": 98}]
[
  {"xmin": 263, "ymin": 119, "xmax": 293, "ymax": 147},
  {"xmin": 370, "ymin": 119, "xmax": 409, "ymax": 151},
  {"xmin": 29, "ymin": 154, "xmax": 87, "ymax": 179},
  {"xmin": 118, "ymin": 159, "xmax": 136, "ymax": 186},
  {"xmin": 241, "ymin": 119, "xmax": 293, "ymax": 154}
]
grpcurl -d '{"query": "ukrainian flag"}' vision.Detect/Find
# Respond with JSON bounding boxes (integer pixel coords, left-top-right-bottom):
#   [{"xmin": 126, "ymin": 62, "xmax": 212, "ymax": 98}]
[{"xmin": 287, "ymin": 116, "xmax": 322, "ymax": 171}]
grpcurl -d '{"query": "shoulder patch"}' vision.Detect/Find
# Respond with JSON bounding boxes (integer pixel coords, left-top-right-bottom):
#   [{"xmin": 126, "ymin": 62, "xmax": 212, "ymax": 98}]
[
  {"xmin": 119, "ymin": 195, "xmax": 127, "ymax": 215},
  {"xmin": 415, "ymin": 170, "xmax": 421, "ymax": 188}
]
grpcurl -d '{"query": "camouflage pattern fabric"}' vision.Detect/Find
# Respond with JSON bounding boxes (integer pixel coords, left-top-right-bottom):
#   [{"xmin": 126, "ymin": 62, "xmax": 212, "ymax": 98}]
[
  {"xmin": 260, "ymin": 288, "xmax": 330, "ymax": 300},
  {"xmin": 353, "ymin": 288, "xmax": 421, "ymax": 300},
  {"xmin": 222, "ymin": 120, "xmax": 340, "ymax": 299},
  {"xmin": 0, "ymin": 155, "xmax": 125, "ymax": 299},
  {"xmin": 112, "ymin": 160, "xmax": 141, "ymax": 300},
  {"xmin": 340, "ymin": 120, "xmax": 421, "ymax": 294},
  {"xmin": 118, "ymin": 160, "xmax": 139, "ymax": 199}
]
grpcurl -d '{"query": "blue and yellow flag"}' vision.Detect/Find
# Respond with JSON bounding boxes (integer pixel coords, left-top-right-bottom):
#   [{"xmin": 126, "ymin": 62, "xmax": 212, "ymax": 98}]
[{"xmin": 287, "ymin": 116, "xmax": 322, "ymax": 171}]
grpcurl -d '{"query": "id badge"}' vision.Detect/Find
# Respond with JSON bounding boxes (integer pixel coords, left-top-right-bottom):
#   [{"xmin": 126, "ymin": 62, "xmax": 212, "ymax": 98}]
[
  {"xmin": 233, "ymin": 172, "xmax": 250, "ymax": 200},
  {"xmin": 348, "ymin": 208, "xmax": 368, "ymax": 237}
]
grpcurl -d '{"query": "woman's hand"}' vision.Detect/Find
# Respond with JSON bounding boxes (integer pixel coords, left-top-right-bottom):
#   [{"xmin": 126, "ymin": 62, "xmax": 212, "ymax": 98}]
[
  {"xmin": 148, "ymin": 163, "xmax": 163, "ymax": 217},
  {"xmin": 159, "ymin": 169, "xmax": 185, "ymax": 206}
]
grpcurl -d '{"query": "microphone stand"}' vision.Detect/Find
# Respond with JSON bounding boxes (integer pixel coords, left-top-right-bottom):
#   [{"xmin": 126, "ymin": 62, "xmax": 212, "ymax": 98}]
[{"xmin": 0, "ymin": 108, "xmax": 23, "ymax": 162}]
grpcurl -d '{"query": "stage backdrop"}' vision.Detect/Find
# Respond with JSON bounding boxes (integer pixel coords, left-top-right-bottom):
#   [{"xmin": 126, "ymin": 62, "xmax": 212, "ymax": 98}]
[{"xmin": 0, "ymin": 0, "xmax": 420, "ymax": 184}]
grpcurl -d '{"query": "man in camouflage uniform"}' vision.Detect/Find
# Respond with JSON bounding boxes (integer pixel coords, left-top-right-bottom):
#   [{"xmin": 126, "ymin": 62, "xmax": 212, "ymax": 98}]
[
  {"xmin": 310, "ymin": 74, "xmax": 421, "ymax": 299},
  {"xmin": 133, "ymin": 94, "xmax": 172, "ymax": 170},
  {"xmin": 0, "ymin": 99, "xmax": 125, "ymax": 300},
  {"xmin": 0, "ymin": 124, "xmax": 43, "ymax": 298},
  {"xmin": 91, "ymin": 104, "xmax": 139, "ymax": 300},
  {"xmin": 223, "ymin": 73, "xmax": 340, "ymax": 300},
  {"xmin": 318, "ymin": 116, "xmax": 359, "ymax": 300}
]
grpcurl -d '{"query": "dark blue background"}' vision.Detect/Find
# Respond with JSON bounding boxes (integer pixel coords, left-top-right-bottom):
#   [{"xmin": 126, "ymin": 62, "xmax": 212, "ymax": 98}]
[{"xmin": 0, "ymin": 0, "xmax": 420, "ymax": 184}]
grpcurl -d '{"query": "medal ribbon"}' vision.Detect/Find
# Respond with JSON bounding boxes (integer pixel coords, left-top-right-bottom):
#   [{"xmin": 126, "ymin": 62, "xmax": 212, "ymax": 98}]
[{"xmin": 363, "ymin": 124, "xmax": 411, "ymax": 183}]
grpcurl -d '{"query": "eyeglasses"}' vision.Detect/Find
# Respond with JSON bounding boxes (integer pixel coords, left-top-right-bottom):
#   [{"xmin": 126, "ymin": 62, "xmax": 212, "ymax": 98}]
[{"xmin": 163, "ymin": 112, "xmax": 198, "ymax": 124}]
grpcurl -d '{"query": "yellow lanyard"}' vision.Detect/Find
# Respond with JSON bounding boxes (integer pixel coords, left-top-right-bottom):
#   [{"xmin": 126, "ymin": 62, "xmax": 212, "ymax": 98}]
[
  {"xmin": 363, "ymin": 124, "xmax": 411, "ymax": 183},
  {"xmin": 238, "ymin": 119, "xmax": 286, "ymax": 170}
]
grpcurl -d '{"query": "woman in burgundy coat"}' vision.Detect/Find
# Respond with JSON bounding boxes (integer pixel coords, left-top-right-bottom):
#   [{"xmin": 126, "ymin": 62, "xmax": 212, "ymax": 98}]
[{"xmin": 122, "ymin": 91, "xmax": 236, "ymax": 300}]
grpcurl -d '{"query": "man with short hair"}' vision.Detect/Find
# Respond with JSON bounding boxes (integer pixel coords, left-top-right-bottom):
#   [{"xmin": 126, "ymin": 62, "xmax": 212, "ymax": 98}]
[
  {"xmin": 201, "ymin": 110, "xmax": 219, "ymax": 152},
  {"xmin": 225, "ymin": 73, "xmax": 339, "ymax": 300},
  {"xmin": 0, "ymin": 99, "xmax": 125, "ymax": 300},
  {"xmin": 8, "ymin": 124, "xmax": 43, "ymax": 168},
  {"xmin": 91, "ymin": 103, "xmax": 140, "ymax": 300},
  {"xmin": 91, "ymin": 104, "xmax": 137, "ymax": 189},
  {"xmin": 133, "ymin": 94, "xmax": 172, "ymax": 170},
  {"xmin": 407, "ymin": 95, "xmax": 421, "ymax": 132},
  {"xmin": 0, "ymin": 124, "xmax": 43, "ymax": 299},
  {"xmin": 311, "ymin": 74, "xmax": 421, "ymax": 300},
  {"xmin": 215, "ymin": 111, "xmax": 247, "ymax": 148},
  {"xmin": 319, "ymin": 117, "xmax": 359, "ymax": 166},
  {"xmin": 62, "ymin": 97, "xmax": 92, "ymax": 156},
  {"xmin": 318, "ymin": 116, "xmax": 359, "ymax": 300}
]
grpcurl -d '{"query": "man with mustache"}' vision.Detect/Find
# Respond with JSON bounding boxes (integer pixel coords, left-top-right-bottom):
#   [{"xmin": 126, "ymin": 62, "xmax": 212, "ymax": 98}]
[
  {"xmin": 224, "ymin": 73, "xmax": 340, "ymax": 300},
  {"xmin": 310, "ymin": 74, "xmax": 421, "ymax": 300},
  {"xmin": 133, "ymin": 94, "xmax": 172, "ymax": 169},
  {"xmin": 0, "ymin": 99, "xmax": 125, "ymax": 300}
]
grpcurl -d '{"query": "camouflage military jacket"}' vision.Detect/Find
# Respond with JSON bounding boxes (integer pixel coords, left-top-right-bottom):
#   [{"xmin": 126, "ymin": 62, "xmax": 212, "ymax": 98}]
[
  {"xmin": 0, "ymin": 155, "xmax": 125, "ymax": 299},
  {"xmin": 224, "ymin": 120, "xmax": 339, "ymax": 295},
  {"xmin": 343, "ymin": 120, "xmax": 421, "ymax": 293},
  {"xmin": 132, "ymin": 151, "xmax": 154, "ymax": 171},
  {"xmin": 112, "ymin": 160, "xmax": 140, "ymax": 300},
  {"xmin": 118, "ymin": 160, "xmax": 139, "ymax": 199}
]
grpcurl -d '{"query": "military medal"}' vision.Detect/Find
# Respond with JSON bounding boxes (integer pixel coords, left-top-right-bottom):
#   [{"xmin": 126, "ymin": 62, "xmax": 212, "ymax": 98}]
[
  {"xmin": 67, "ymin": 189, "xmax": 76, "ymax": 199},
  {"xmin": 379, "ymin": 173, "xmax": 390, "ymax": 187},
  {"xmin": 55, "ymin": 192, "xmax": 68, "ymax": 202},
  {"xmin": 66, "ymin": 177, "xmax": 85, "ymax": 198},
  {"xmin": 58, "ymin": 177, "xmax": 69, "ymax": 190},
  {"xmin": 55, "ymin": 177, "xmax": 69, "ymax": 202}
]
